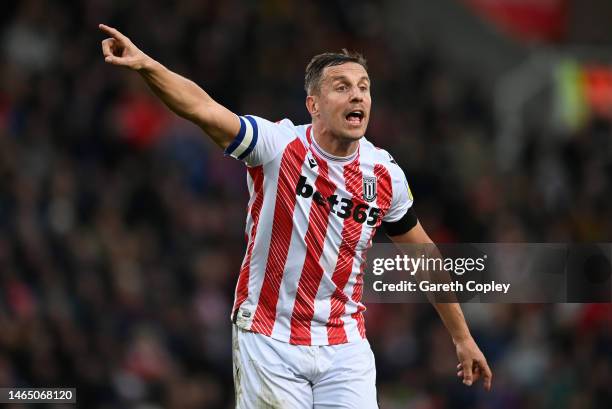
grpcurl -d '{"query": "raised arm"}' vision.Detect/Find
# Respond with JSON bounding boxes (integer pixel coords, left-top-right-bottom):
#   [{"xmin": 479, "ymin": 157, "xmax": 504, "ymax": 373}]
[
  {"xmin": 389, "ymin": 222, "xmax": 493, "ymax": 391},
  {"xmin": 98, "ymin": 24, "xmax": 239, "ymax": 149}
]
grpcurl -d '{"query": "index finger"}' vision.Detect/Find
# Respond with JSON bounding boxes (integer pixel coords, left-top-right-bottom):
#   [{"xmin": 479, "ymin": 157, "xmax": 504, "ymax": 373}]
[{"xmin": 98, "ymin": 24, "xmax": 129, "ymax": 42}]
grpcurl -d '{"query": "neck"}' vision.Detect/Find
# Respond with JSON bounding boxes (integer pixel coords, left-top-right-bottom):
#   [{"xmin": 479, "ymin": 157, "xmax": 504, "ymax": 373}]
[{"xmin": 311, "ymin": 122, "xmax": 359, "ymax": 157}]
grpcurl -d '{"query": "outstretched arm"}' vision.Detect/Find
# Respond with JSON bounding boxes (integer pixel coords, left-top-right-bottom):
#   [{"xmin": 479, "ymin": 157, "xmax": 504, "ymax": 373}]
[
  {"xmin": 389, "ymin": 222, "xmax": 493, "ymax": 391},
  {"xmin": 99, "ymin": 24, "xmax": 239, "ymax": 149}
]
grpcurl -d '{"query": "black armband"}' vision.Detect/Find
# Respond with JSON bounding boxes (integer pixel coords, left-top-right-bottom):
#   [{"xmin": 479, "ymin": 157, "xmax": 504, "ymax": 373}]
[{"xmin": 382, "ymin": 207, "xmax": 418, "ymax": 236}]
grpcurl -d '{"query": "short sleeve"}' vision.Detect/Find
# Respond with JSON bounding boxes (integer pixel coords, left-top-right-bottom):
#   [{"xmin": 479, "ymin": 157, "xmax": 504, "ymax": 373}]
[
  {"xmin": 224, "ymin": 115, "xmax": 296, "ymax": 167},
  {"xmin": 383, "ymin": 165, "xmax": 414, "ymax": 223}
]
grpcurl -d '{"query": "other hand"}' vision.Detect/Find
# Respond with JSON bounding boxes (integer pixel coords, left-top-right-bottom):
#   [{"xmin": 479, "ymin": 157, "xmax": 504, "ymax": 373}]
[{"xmin": 455, "ymin": 337, "xmax": 493, "ymax": 391}]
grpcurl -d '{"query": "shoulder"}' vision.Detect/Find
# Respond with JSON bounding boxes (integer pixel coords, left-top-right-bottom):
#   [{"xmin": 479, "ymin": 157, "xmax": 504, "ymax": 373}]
[
  {"xmin": 244, "ymin": 115, "xmax": 295, "ymax": 132},
  {"xmin": 359, "ymin": 137, "xmax": 404, "ymax": 178},
  {"xmin": 273, "ymin": 120, "xmax": 312, "ymax": 148},
  {"xmin": 247, "ymin": 116, "xmax": 307, "ymax": 140}
]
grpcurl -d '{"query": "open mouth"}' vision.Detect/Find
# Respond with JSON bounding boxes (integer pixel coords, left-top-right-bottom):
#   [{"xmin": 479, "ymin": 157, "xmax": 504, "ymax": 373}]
[{"xmin": 345, "ymin": 110, "xmax": 364, "ymax": 126}]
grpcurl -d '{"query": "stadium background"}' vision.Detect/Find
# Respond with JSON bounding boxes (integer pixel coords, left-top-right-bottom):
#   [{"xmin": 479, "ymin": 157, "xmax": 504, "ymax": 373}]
[{"xmin": 0, "ymin": 0, "xmax": 611, "ymax": 408}]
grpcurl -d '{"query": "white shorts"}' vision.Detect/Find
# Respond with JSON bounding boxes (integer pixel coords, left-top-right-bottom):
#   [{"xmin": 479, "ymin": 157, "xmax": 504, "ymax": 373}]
[{"xmin": 232, "ymin": 325, "xmax": 378, "ymax": 409}]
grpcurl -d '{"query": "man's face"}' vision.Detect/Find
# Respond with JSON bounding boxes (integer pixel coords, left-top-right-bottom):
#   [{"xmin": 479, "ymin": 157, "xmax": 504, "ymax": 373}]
[{"xmin": 310, "ymin": 62, "xmax": 371, "ymax": 141}]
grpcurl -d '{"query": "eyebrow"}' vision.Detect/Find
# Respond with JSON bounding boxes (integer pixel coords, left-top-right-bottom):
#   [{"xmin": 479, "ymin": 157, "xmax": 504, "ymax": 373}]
[{"xmin": 330, "ymin": 75, "xmax": 370, "ymax": 83}]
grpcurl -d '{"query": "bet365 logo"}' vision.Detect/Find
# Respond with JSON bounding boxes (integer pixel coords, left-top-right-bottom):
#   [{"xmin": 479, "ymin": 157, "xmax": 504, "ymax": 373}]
[{"xmin": 295, "ymin": 176, "xmax": 380, "ymax": 226}]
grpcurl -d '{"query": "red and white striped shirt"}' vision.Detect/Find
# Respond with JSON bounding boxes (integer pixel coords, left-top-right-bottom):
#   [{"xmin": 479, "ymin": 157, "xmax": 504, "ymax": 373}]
[{"xmin": 226, "ymin": 115, "xmax": 413, "ymax": 346}]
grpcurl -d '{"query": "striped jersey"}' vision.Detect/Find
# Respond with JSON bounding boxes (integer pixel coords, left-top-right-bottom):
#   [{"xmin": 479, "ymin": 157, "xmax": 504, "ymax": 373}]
[{"xmin": 226, "ymin": 115, "xmax": 414, "ymax": 346}]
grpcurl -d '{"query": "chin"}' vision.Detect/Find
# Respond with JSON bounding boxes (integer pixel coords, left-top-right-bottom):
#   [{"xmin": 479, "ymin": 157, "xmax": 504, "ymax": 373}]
[
  {"xmin": 343, "ymin": 125, "xmax": 367, "ymax": 140},
  {"xmin": 344, "ymin": 131, "xmax": 364, "ymax": 140}
]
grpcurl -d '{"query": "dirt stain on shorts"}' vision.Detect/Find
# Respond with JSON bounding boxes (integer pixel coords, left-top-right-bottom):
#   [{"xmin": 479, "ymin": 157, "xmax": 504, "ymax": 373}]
[
  {"xmin": 249, "ymin": 358, "xmax": 285, "ymax": 409},
  {"xmin": 232, "ymin": 330, "xmax": 242, "ymax": 404}
]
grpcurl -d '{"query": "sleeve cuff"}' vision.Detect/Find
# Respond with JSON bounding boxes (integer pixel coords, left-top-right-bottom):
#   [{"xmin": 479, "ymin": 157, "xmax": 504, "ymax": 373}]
[
  {"xmin": 382, "ymin": 207, "xmax": 418, "ymax": 236},
  {"xmin": 225, "ymin": 116, "xmax": 258, "ymax": 160}
]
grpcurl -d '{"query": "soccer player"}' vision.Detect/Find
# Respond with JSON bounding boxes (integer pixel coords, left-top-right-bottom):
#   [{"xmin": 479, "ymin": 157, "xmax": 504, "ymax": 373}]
[{"xmin": 99, "ymin": 24, "xmax": 492, "ymax": 408}]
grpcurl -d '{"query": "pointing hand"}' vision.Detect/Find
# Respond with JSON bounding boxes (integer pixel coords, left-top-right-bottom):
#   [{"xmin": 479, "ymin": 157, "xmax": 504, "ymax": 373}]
[{"xmin": 99, "ymin": 24, "xmax": 151, "ymax": 70}]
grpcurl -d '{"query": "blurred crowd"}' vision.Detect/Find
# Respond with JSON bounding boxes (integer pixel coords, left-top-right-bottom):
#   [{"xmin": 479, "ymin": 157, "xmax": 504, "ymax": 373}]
[{"xmin": 0, "ymin": 1, "xmax": 611, "ymax": 408}]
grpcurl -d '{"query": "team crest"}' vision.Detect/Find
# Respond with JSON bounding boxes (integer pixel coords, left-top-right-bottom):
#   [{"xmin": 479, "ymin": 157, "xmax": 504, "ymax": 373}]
[{"xmin": 362, "ymin": 176, "xmax": 377, "ymax": 202}]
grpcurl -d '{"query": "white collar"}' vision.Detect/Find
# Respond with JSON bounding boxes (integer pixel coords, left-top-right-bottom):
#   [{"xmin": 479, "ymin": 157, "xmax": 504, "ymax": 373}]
[{"xmin": 310, "ymin": 129, "xmax": 359, "ymax": 163}]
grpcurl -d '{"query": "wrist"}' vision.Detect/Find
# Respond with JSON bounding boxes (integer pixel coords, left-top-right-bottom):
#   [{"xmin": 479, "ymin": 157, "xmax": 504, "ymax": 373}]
[
  {"xmin": 452, "ymin": 333, "xmax": 473, "ymax": 345},
  {"xmin": 137, "ymin": 56, "xmax": 158, "ymax": 73}
]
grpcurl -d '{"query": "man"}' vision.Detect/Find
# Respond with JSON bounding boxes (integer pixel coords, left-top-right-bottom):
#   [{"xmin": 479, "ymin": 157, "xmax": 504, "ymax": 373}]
[{"xmin": 99, "ymin": 23, "xmax": 492, "ymax": 408}]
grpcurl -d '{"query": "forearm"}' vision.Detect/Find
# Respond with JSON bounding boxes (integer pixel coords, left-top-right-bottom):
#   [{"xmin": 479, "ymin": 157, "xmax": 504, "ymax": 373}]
[
  {"xmin": 138, "ymin": 59, "xmax": 239, "ymax": 148},
  {"xmin": 421, "ymin": 244, "xmax": 472, "ymax": 343},
  {"xmin": 386, "ymin": 194, "xmax": 492, "ymax": 389},
  {"xmin": 432, "ymin": 302, "xmax": 472, "ymax": 343},
  {"xmin": 100, "ymin": 24, "xmax": 240, "ymax": 148},
  {"xmin": 138, "ymin": 59, "xmax": 209, "ymax": 119},
  {"xmin": 389, "ymin": 222, "xmax": 472, "ymax": 343}
]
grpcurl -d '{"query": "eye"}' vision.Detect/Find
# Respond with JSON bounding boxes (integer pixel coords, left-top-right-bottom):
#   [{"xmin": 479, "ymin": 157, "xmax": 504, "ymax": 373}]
[
  {"xmin": 336, "ymin": 85, "xmax": 347, "ymax": 92},
  {"xmin": 359, "ymin": 85, "xmax": 369, "ymax": 92}
]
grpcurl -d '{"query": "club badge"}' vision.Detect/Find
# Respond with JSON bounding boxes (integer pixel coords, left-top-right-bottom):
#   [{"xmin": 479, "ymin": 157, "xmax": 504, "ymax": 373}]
[{"xmin": 363, "ymin": 176, "xmax": 377, "ymax": 202}]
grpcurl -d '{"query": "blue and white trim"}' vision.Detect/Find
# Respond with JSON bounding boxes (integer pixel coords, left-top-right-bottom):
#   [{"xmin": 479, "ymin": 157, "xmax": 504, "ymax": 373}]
[{"xmin": 225, "ymin": 116, "xmax": 259, "ymax": 160}]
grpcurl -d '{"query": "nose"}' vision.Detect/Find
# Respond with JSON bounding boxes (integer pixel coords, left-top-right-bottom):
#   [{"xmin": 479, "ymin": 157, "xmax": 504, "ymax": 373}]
[{"xmin": 349, "ymin": 89, "xmax": 363, "ymax": 102}]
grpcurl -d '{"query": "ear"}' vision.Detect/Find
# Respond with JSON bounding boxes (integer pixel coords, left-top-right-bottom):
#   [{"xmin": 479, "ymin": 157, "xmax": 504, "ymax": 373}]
[{"xmin": 306, "ymin": 95, "xmax": 318, "ymax": 117}]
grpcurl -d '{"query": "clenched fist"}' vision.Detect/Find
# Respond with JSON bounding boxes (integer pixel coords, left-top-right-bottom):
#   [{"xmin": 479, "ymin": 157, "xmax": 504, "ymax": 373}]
[{"xmin": 99, "ymin": 24, "xmax": 151, "ymax": 70}]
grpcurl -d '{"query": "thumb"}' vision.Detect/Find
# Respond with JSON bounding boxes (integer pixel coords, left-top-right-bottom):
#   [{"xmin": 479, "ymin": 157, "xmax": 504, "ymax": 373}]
[
  {"xmin": 105, "ymin": 54, "xmax": 147, "ymax": 70},
  {"xmin": 462, "ymin": 360, "xmax": 473, "ymax": 386},
  {"xmin": 104, "ymin": 55, "xmax": 132, "ymax": 67},
  {"xmin": 104, "ymin": 55, "xmax": 120, "ymax": 64}
]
